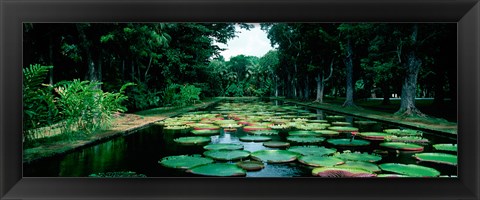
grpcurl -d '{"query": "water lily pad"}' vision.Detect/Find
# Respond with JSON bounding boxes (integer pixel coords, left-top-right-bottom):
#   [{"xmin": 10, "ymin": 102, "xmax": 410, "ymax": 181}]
[
  {"xmin": 379, "ymin": 163, "xmax": 440, "ymax": 177},
  {"xmin": 312, "ymin": 167, "xmax": 376, "ymax": 177},
  {"xmin": 219, "ymin": 123, "xmax": 243, "ymax": 129},
  {"xmin": 243, "ymin": 125, "xmax": 270, "ymax": 132},
  {"xmin": 413, "ymin": 153, "xmax": 457, "ymax": 166},
  {"xmin": 298, "ymin": 155, "xmax": 345, "ymax": 167},
  {"xmin": 159, "ymin": 155, "xmax": 214, "ymax": 169},
  {"xmin": 193, "ymin": 124, "xmax": 220, "ymax": 130},
  {"xmin": 251, "ymin": 150, "xmax": 301, "ymax": 163},
  {"xmin": 287, "ymin": 146, "xmax": 336, "ymax": 156},
  {"xmin": 191, "ymin": 129, "xmax": 220, "ymax": 136},
  {"xmin": 326, "ymin": 115, "xmax": 345, "ymax": 121},
  {"xmin": 377, "ymin": 174, "xmax": 410, "ymax": 178},
  {"xmin": 263, "ymin": 141, "xmax": 290, "ymax": 148},
  {"xmin": 327, "ymin": 139, "xmax": 370, "ymax": 147},
  {"xmin": 163, "ymin": 126, "xmax": 191, "ymax": 134},
  {"xmin": 334, "ymin": 151, "xmax": 382, "ymax": 162},
  {"xmin": 384, "ymin": 129, "xmax": 423, "ymax": 136},
  {"xmin": 355, "ymin": 121, "xmax": 378, "ymax": 125},
  {"xmin": 384, "ymin": 136, "xmax": 429, "ymax": 144},
  {"xmin": 187, "ymin": 163, "xmax": 246, "ymax": 177},
  {"xmin": 331, "ymin": 122, "xmax": 352, "ymax": 126},
  {"xmin": 203, "ymin": 149, "xmax": 250, "ymax": 161},
  {"xmin": 337, "ymin": 161, "xmax": 381, "ymax": 172},
  {"xmin": 328, "ymin": 126, "xmax": 359, "ymax": 133},
  {"xmin": 314, "ymin": 130, "xmax": 340, "ymax": 137},
  {"xmin": 380, "ymin": 142, "xmax": 424, "ymax": 152},
  {"xmin": 89, "ymin": 171, "xmax": 147, "ymax": 178},
  {"xmin": 432, "ymin": 144, "xmax": 457, "ymax": 152},
  {"xmin": 357, "ymin": 132, "xmax": 393, "ymax": 141},
  {"xmin": 236, "ymin": 160, "xmax": 265, "ymax": 171},
  {"xmin": 204, "ymin": 143, "xmax": 244, "ymax": 150},
  {"xmin": 288, "ymin": 130, "xmax": 322, "ymax": 137},
  {"xmin": 287, "ymin": 136, "xmax": 325, "ymax": 144},
  {"xmin": 248, "ymin": 130, "xmax": 279, "ymax": 136},
  {"xmin": 308, "ymin": 119, "xmax": 328, "ymax": 123},
  {"xmin": 174, "ymin": 136, "xmax": 211, "ymax": 146},
  {"xmin": 239, "ymin": 135, "xmax": 272, "ymax": 142}
]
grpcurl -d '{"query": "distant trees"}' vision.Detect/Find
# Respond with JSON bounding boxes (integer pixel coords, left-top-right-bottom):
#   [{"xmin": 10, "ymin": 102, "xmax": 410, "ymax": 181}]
[
  {"xmin": 261, "ymin": 23, "xmax": 456, "ymax": 116},
  {"xmin": 23, "ymin": 23, "xmax": 456, "ymax": 118}
]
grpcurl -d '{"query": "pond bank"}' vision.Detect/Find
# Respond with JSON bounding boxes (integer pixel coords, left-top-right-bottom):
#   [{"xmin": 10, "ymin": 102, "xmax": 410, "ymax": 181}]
[
  {"xmin": 274, "ymin": 98, "xmax": 457, "ymax": 137},
  {"xmin": 23, "ymin": 99, "xmax": 222, "ymax": 163}
]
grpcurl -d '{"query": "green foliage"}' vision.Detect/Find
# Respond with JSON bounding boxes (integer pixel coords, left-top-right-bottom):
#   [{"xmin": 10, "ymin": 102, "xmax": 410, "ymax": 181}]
[
  {"xmin": 162, "ymin": 83, "xmax": 202, "ymax": 106},
  {"xmin": 225, "ymin": 83, "xmax": 244, "ymax": 97},
  {"xmin": 125, "ymin": 80, "xmax": 161, "ymax": 111},
  {"xmin": 54, "ymin": 80, "xmax": 129, "ymax": 135},
  {"xmin": 23, "ymin": 64, "xmax": 58, "ymax": 141}
]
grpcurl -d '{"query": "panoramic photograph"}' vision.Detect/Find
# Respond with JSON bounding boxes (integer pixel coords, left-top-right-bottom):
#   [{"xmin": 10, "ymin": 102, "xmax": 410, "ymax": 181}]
[{"xmin": 23, "ymin": 23, "xmax": 457, "ymax": 177}]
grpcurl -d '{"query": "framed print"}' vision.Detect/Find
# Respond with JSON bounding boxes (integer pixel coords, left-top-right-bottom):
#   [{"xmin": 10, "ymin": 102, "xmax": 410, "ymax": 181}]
[{"xmin": 1, "ymin": 0, "xmax": 479, "ymax": 199}]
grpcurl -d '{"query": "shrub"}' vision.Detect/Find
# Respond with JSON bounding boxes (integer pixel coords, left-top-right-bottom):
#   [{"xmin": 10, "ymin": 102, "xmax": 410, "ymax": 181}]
[
  {"xmin": 54, "ymin": 80, "xmax": 132, "ymax": 136},
  {"xmin": 162, "ymin": 83, "xmax": 202, "ymax": 106},
  {"xmin": 124, "ymin": 80, "xmax": 161, "ymax": 111},
  {"xmin": 225, "ymin": 83, "xmax": 244, "ymax": 97}
]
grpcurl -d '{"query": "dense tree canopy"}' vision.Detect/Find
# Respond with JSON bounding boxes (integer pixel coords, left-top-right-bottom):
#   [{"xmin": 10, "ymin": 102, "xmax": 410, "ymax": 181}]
[{"xmin": 24, "ymin": 22, "xmax": 457, "ymax": 129}]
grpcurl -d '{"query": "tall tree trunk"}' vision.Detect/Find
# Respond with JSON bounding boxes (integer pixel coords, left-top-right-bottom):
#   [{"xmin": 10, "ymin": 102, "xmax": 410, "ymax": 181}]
[
  {"xmin": 131, "ymin": 60, "xmax": 135, "ymax": 81},
  {"xmin": 275, "ymin": 75, "xmax": 279, "ymax": 97},
  {"xmin": 396, "ymin": 24, "xmax": 425, "ymax": 116},
  {"xmin": 433, "ymin": 72, "xmax": 445, "ymax": 106},
  {"xmin": 343, "ymin": 39, "xmax": 356, "ymax": 107},
  {"xmin": 315, "ymin": 73, "xmax": 325, "ymax": 103},
  {"xmin": 381, "ymin": 84, "xmax": 391, "ymax": 105},
  {"xmin": 76, "ymin": 24, "xmax": 99, "ymax": 85},
  {"xmin": 48, "ymin": 36, "xmax": 54, "ymax": 85},
  {"xmin": 304, "ymin": 76, "xmax": 310, "ymax": 100}
]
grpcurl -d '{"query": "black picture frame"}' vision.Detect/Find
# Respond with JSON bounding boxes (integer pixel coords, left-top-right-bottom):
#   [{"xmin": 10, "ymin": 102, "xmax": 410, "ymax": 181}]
[{"xmin": 1, "ymin": 0, "xmax": 479, "ymax": 199}]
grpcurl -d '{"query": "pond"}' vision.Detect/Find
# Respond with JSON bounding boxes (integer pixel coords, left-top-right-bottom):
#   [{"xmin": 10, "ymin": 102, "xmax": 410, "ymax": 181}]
[{"xmin": 24, "ymin": 99, "xmax": 457, "ymax": 177}]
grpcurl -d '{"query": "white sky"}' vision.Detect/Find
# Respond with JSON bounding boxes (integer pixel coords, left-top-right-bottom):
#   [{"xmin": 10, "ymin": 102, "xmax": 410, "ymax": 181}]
[{"xmin": 215, "ymin": 23, "xmax": 274, "ymax": 61}]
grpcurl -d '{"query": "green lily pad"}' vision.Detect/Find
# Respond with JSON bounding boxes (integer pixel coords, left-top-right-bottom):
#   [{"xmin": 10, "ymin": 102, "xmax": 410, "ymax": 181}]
[
  {"xmin": 337, "ymin": 161, "xmax": 381, "ymax": 172},
  {"xmin": 384, "ymin": 136, "xmax": 429, "ymax": 144},
  {"xmin": 287, "ymin": 146, "xmax": 336, "ymax": 156},
  {"xmin": 287, "ymin": 136, "xmax": 325, "ymax": 144},
  {"xmin": 432, "ymin": 144, "xmax": 457, "ymax": 152},
  {"xmin": 288, "ymin": 130, "xmax": 322, "ymax": 137},
  {"xmin": 379, "ymin": 142, "xmax": 424, "ymax": 152},
  {"xmin": 163, "ymin": 126, "xmax": 191, "ymax": 134},
  {"xmin": 308, "ymin": 119, "xmax": 328, "ymax": 123},
  {"xmin": 312, "ymin": 167, "xmax": 376, "ymax": 177},
  {"xmin": 263, "ymin": 141, "xmax": 290, "ymax": 148},
  {"xmin": 357, "ymin": 132, "xmax": 392, "ymax": 141},
  {"xmin": 219, "ymin": 123, "xmax": 243, "ymax": 129},
  {"xmin": 159, "ymin": 155, "xmax": 214, "ymax": 169},
  {"xmin": 191, "ymin": 129, "xmax": 220, "ymax": 136},
  {"xmin": 251, "ymin": 150, "xmax": 301, "ymax": 163},
  {"xmin": 327, "ymin": 139, "xmax": 370, "ymax": 147},
  {"xmin": 174, "ymin": 136, "xmax": 211, "ymax": 146},
  {"xmin": 298, "ymin": 155, "xmax": 345, "ymax": 167},
  {"xmin": 248, "ymin": 130, "xmax": 279, "ymax": 136},
  {"xmin": 377, "ymin": 174, "xmax": 410, "ymax": 178},
  {"xmin": 314, "ymin": 130, "xmax": 340, "ymax": 137},
  {"xmin": 89, "ymin": 171, "xmax": 147, "ymax": 178},
  {"xmin": 413, "ymin": 153, "xmax": 457, "ymax": 166},
  {"xmin": 236, "ymin": 160, "xmax": 265, "ymax": 171},
  {"xmin": 334, "ymin": 151, "xmax": 382, "ymax": 162},
  {"xmin": 326, "ymin": 115, "xmax": 345, "ymax": 120},
  {"xmin": 384, "ymin": 129, "xmax": 423, "ymax": 136},
  {"xmin": 204, "ymin": 143, "xmax": 244, "ymax": 150},
  {"xmin": 239, "ymin": 135, "xmax": 272, "ymax": 142},
  {"xmin": 379, "ymin": 163, "xmax": 440, "ymax": 177},
  {"xmin": 187, "ymin": 163, "xmax": 246, "ymax": 177},
  {"xmin": 331, "ymin": 122, "xmax": 352, "ymax": 126},
  {"xmin": 327, "ymin": 126, "xmax": 359, "ymax": 133},
  {"xmin": 193, "ymin": 124, "xmax": 220, "ymax": 130},
  {"xmin": 243, "ymin": 125, "xmax": 270, "ymax": 132},
  {"xmin": 203, "ymin": 149, "xmax": 250, "ymax": 161}
]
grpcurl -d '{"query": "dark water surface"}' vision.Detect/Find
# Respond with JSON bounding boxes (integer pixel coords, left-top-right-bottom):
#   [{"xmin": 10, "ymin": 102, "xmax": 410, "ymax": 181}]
[{"xmin": 24, "ymin": 100, "xmax": 457, "ymax": 177}]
